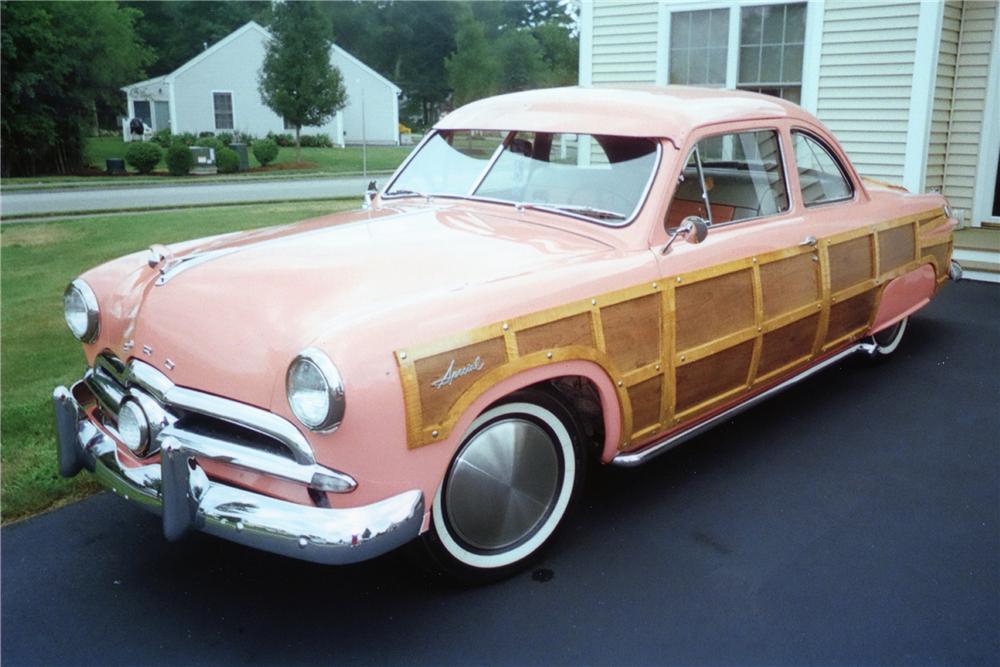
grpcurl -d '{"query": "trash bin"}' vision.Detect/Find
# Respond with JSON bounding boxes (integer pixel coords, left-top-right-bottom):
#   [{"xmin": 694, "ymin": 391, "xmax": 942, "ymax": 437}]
[
  {"xmin": 106, "ymin": 158, "xmax": 126, "ymax": 175},
  {"xmin": 230, "ymin": 143, "xmax": 250, "ymax": 171}
]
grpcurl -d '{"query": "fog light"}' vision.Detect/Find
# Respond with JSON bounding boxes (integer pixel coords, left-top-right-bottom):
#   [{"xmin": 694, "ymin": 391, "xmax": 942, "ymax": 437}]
[{"xmin": 118, "ymin": 400, "xmax": 149, "ymax": 454}]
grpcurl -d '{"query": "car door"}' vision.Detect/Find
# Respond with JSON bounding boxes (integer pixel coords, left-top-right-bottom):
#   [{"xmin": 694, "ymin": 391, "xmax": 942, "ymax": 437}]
[{"xmin": 649, "ymin": 122, "xmax": 828, "ymax": 437}]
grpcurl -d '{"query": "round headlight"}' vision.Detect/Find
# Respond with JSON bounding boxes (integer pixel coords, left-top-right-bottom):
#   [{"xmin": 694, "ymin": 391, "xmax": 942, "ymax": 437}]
[
  {"xmin": 117, "ymin": 399, "xmax": 149, "ymax": 454},
  {"xmin": 63, "ymin": 279, "xmax": 100, "ymax": 342},
  {"xmin": 286, "ymin": 348, "xmax": 345, "ymax": 432}
]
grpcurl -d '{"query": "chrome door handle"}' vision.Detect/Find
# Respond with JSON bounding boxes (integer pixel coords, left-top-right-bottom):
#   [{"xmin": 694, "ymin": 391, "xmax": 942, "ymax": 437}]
[{"xmin": 799, "ymin": 236, "xmax": 818, "ymax": 247}]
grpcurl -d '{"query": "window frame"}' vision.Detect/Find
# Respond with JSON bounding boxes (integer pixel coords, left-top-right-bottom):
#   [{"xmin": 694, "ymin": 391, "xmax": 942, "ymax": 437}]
[
  {"xmin": 668, "ymin": 124, "xmax": 792, "ymax": 230},
  {"xmin": 212, "ymin": 90, "xmax": 235, "ymax": 131},
  {"xmin": 658, "ymin": 1, "xmax": 816, "ymax": 109},
  {"xmin": 789, "ymin": 128, "xmax": 856, "ymax": 208}
]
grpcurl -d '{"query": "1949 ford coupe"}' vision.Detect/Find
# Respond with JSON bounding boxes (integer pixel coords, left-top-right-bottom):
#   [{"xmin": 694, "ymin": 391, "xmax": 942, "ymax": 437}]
[{"xmin": 55, "ymin": 86, "xmax": 961, "ymax": 581}]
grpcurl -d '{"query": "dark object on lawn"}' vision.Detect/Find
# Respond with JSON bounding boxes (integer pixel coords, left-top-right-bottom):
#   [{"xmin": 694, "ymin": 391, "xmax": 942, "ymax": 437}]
[
  {"xmin": 230, "ymin": 143, "xmax": 250, "ymax": 171},
  {"xmin": 106, "ymin": 159, "xmax": 126, "ymax": 175}
]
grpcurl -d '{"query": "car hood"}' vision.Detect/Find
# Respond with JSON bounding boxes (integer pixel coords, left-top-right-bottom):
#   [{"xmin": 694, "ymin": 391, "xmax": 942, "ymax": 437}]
[{"xmin": 92, "ymin": 202, "xmax": 613, "ymax": 408}]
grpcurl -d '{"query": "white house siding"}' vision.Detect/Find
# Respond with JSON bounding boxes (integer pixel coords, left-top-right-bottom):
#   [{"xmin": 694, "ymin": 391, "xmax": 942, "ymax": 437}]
[
  {"xmin": 332, "ymin": 50, "xmax": 400, "ymax": 145},
  {"xmin": 937, "ymin": 1, "xmax": 997, "ymax": 218},
  {"xmin": 170, "ymin": 28, "xmax": 341, "ymax": 140},
  {"xmin": 926, "ymin": 1, "xmax": 963, "ymax": 195},
  {"xmin": 590, "ymin": 1, "xmax": 659, "ymax": 85},
  {"xmin": 815, "ymin": 2, "xmax": 922, "ymax": 184}
]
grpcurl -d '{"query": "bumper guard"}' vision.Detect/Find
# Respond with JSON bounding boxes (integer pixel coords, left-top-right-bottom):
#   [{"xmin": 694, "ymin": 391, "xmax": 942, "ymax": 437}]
[{"xmin": 53, "ymin": 384, "xmax": 423, "ymax": 565}]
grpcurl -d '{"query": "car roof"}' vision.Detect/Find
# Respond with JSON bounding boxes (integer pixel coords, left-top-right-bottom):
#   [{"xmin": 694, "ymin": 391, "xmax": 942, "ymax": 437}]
[{"xmin": 435, "ymin": 85, "xmax": 812, "ymax": 143}]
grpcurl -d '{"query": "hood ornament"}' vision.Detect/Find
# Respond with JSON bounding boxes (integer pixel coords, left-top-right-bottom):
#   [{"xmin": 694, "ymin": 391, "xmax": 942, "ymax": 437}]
[{"xmin": 148, "ymin": 244, "xmax": 177, "ymax": 272}]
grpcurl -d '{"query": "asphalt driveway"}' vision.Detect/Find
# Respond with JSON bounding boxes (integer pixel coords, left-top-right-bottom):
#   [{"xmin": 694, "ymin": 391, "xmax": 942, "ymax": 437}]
[
  {"xmin": 2, "ymin": 281, "xmax": 997, "ymax": 666},
  {"xmin": 0, "ymin": 176, "xmax": 370, "ymax": 218}
]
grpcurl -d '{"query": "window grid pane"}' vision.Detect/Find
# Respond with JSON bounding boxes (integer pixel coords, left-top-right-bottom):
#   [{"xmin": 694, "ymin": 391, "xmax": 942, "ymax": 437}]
[
  {"xmin": 668, "ymin": 8, "xmax": 730, "ymax": 87},
  {"xmin": 213, "ymin": 92, "xmax": 234, "ymax": 130},
  {"xmin": 737, "ymin": 3, "xmax": 806, "ymax": 88}
]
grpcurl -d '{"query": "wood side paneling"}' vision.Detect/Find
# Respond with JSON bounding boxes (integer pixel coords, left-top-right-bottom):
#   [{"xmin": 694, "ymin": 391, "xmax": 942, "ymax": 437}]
[
  {"xmin": 675, "ymin": 340, "xmax": 754, "ymax": 413},
  {"xmin": 517, "ymin": 313, "xmax": 593, "ymax": 356},
  {"xmin": 397, "ymin": 207, "xmax": 946, "ymax": 450},
  {"xmin": 760, "ymin": 253, "xmax": 821, "ymax": 319},
  {"xmin": 414, "ymin": 338, "xmax": 507, "ymax": 426},
  {"xmin": 601, "ymin": 294, "xmax": 661, "ymax": 371},
  {"xmin": 628, "ymin": 376, "xmax": 662, "ymax": 431},
  {"xmin": 828, "ymin": 236, "xmax": 873, "ymax": 292},
  {"xmin": 675, "ymin": 269, "xmax": 755, "ymax": 351},
  {"xmin": 758, "ymin": 313, "xmax": 821, "ymax": 376},
  {"xmin": 826, "ymin": 289, "xmax": 878, "ymax": 343},
  {"xmin": 878, "ymin": 224, "xmax": 917, "ymax": 274}
]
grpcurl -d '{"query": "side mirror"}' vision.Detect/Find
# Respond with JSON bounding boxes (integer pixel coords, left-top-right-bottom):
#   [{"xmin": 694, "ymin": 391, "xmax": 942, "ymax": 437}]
[
  {"xmin": 661, "ymin": 216, "xmax": 709, "ymax": 255},
  {"xmin": 362, "ymin": 180, "xmax": 378, "ymax": 210}
]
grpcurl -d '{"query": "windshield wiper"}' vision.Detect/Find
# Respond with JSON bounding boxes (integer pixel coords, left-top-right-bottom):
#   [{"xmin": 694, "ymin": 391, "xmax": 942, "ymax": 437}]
[
  {"xmin": 385, "ymin": 188, "xmax": 430, "ymax": 200},
  {"xmin": 517, "ymin": 202, "xmax": 626, "ymax": 221}
]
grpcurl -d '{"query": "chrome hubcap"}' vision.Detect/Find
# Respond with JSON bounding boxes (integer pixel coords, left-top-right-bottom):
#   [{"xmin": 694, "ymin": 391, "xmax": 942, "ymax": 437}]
[{"xmin": 444, "ymin": 417, "xmax": 562, "ymax": 552}]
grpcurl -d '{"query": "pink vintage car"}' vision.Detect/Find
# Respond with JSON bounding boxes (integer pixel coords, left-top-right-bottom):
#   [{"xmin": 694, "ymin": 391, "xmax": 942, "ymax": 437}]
[{"xmin": 55, "ymin": 86, "xmax": 961, "ymax": 581}]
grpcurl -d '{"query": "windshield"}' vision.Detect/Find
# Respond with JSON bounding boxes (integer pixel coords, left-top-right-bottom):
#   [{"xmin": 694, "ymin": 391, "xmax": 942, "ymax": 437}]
[{"xmin": 385, "ymin": 130, "xmax": 660, "ymax": 225}]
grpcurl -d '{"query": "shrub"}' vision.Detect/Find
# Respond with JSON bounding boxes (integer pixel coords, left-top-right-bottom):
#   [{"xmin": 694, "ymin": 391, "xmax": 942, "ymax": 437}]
[
  {"xmin": 266, "ymin": 132, "xmax": 295, "ymax": 147},
  {"xmin": 299, "ymin": 133, "xmax": 333, "ymax": 148},
  {"xmin": 195, "ymin": 137, "xmax": 222, "ymax": 152},
  {"xmin": 124, "ymin": 141, "xmax": 162, "ymax": 174},
  {"xmin": 252, "ymin": 139, "xmax": 279, "ymax": 166},
  {"xmin": 151, "ymin": 128, "xmax": 173, "ymax": 148},
  {"xmin": 216, "ymin": 132, "xmax": 233, "ymax": 148},
  {"xmin": 215, "ymin": 146, "xmax": 240, "ymax": 173},
  {"xmin": 165, "ymin": 143, "xmax": 194, "ymax": 176},
  {"xmin": 198, "ymin": 131, "xmax": 215, "ymax": 138},
  {"xmin": 176, "ymin": 132, "xmax": 197, "ymax": 146}
]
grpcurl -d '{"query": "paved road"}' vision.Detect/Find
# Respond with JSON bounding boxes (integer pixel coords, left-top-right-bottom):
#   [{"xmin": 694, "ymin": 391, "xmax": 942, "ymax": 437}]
[
  {"xmin": 2, "ymin": 282, "xmax": 998, "ymax": 666},
  {"xmin": 0, "ymin": 176, "xmax": 370, "ymax": 217}
]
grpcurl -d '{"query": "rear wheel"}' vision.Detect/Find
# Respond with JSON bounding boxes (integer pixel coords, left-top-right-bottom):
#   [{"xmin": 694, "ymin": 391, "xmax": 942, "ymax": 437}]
[
  {"xmin": 867, "ymin": 317, "xmax": 908, "ymax": 358},
  {"xmin": 417, "ymin": 389, "xmax": 586, "ymax": 583}
]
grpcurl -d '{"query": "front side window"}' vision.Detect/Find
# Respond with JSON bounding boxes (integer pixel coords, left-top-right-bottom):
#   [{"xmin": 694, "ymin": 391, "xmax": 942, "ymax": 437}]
[
  {"xmin": 667, "ymin": 129, "xmax": 788, "ymax": 227},
  {"xmin": 386, "ymin": 131, "xmax": 660, "ymax": 225},
  {"xmin": 213, "ymin": 92, "xmax": 233, "ymax": 130},
  {"xmin": 792, "ymin": 132, "xmax": 853, "ymax": 205}
]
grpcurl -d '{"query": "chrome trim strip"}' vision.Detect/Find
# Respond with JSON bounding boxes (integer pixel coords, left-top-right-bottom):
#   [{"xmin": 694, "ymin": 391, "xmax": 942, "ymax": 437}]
[
  {"xmin": 154, "ymin": 248, "xmax": 240, "ymax": 286},
  {"xmin": 612, "ymin": 344, "xmax": 867, "ymax": 468},
  {"xmin": 88, "ymin": 357, "xmax": 317, "ymax": 467},
  {"xmin": 54, "ymin": 387, "xmax": 421, "ymax": 565}
]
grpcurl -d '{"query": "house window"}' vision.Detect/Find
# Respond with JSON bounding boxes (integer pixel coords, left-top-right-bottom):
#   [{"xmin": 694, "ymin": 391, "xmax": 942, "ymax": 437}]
[
  {"xmin": 737, "ymin": 4, "xmax": 806, "ymax": 103},
  {"xmin": 666, "ymin": 3, "xmax": 807, "ymax": 104},
  {"xmin": 669, "ymin": 8, "xmax": 730, "ymax": 86},
  {"xmin": 284, "ymin": 117, "xmax": 296, "ymax": 131},
  {"xmin": 132, "ymin": 100, "xmax": 152, "ymax": 127},
  {"xmin": 213, "ymin": 92, "xmax": 233, "ymax": 130}
]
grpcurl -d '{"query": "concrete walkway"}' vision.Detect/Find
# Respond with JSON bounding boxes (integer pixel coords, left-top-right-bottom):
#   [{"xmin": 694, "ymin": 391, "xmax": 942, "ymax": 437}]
[{"xmin": 0, "ymin": 176, "xmax": 371, "ymax": 218}]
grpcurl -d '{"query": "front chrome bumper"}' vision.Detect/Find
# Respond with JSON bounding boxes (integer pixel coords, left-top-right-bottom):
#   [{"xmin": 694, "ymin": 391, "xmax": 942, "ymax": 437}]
[{"xmin": 54, "ymin": 384, "xmax": 424, "ymax": 565}]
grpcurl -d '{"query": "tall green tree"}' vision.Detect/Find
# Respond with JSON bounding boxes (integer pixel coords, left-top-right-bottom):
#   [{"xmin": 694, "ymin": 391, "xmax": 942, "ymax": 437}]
[
  {"xmin": 258, "ymin": 1, "xmax": 346, "ymax": 164},
  {"xmin": 496, "ymin": 30, "xmax": 549, "ymax": 93},
  {"xmin": 1, "ymin": 1, "xmax": 151, "ymax": 176},
  {"xmin": 445, "ymin": 14, "xmax": 499, "ymax": 107}
]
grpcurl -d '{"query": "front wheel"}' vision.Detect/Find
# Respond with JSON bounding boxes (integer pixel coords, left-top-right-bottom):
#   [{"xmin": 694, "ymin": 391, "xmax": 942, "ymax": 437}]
[{"xmin": 416, "ymin": 389, "xmax": 586, "ymax": 583}]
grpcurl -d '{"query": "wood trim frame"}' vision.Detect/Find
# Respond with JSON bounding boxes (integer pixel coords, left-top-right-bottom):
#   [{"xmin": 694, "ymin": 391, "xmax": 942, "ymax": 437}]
[{"xmin": 395, "ymin": 206, "xmax": 947, "ymax": 452}]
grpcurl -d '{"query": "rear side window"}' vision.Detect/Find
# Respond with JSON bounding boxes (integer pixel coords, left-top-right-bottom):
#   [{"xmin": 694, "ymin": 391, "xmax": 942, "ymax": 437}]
[
  {"xmin": 792, "ymin": 131, "xmax": 853, "ymax": 205},
  {"xmin": 667, "ymin": 129, "xmax": 788, "ymax": 227}
]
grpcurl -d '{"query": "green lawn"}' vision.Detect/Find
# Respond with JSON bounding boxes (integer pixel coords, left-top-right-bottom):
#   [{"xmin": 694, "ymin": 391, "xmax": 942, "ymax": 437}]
[{"xmin": 0, "ymin": 199, "xmax": 358, "ymax": 523}]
